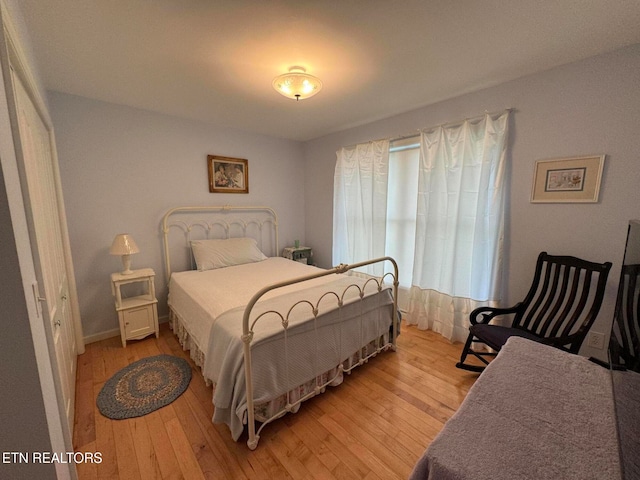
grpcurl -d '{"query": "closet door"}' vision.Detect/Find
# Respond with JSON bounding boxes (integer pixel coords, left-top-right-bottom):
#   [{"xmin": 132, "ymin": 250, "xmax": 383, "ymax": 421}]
[{"xmin": 12, "ymin": 70, "xmax": 77, "ymax": 430}]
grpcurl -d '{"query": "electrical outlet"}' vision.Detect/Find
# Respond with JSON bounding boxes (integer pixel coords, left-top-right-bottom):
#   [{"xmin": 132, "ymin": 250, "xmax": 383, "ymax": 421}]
[{"xmin": 588, "ymin": 331, "xmax": 605, "ymax": 350}]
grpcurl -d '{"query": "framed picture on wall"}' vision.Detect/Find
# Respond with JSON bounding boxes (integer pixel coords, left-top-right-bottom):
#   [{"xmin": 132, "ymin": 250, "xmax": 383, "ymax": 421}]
[
  {"xmin": 207, "ymin": 155, "xmax": 249, "ymax": 193},
  {"xmin": 530, "ymin": 155, "xmax": 605, "ymax": 203}
]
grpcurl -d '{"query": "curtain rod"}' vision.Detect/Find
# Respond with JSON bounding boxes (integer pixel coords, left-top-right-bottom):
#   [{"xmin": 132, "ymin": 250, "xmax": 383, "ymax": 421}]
[
  {"xmin": 341, "ymin": 132, "xmax": 418, "ymax": 151},
  {"xmin": 420, "ymin": 108, "xmax": 514, "ymax": 134},
  {"xmin": 340, "ymin": 108, "xmax": 513, "ymax": 150}
]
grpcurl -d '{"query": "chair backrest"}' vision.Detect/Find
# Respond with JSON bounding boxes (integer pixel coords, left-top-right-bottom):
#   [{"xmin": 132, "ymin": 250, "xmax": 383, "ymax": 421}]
[
  {"xmin": 609, "ymin": 264, "xmax": 640, "ymax": 371},
  {"xmin": 513, "ymin": 252, "xmax": 612, "ymax": 353}
]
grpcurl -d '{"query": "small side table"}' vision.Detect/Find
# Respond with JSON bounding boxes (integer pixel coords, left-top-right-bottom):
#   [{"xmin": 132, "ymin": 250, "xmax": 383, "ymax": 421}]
[
  {"xmin": 110, "ymin": 268, "xmax": 159, "ymax": 347},
  {"xmin": 282, "ymin": 246, "xmax": 313, "ymax": 265}
]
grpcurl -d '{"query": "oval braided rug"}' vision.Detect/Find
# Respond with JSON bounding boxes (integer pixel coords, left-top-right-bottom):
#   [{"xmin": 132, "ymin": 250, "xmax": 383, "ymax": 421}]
[{"xmin": 97, "ymin": 354, "xmax": 192, "ymax": 419}]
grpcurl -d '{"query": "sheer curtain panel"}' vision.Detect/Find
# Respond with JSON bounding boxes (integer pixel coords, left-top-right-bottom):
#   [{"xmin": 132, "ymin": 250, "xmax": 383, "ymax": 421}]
[
  {"xmin": 408, "ymin": 111, "xmax": 510, "ymax": 343},
  {"xmin": 333, "ymin": 140, "xmax": 390, "ymax": 276}
]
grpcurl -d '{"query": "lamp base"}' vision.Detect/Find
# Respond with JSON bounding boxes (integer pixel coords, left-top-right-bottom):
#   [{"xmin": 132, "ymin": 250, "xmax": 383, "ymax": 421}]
[{"xmin": 121, "ymin": 254, "xmax": 134, "ymax": 275}]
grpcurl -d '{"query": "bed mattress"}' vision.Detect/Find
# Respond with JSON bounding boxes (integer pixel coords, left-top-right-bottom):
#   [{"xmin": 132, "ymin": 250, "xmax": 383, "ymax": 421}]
[{"xmin": 168, "ymin": 257, "xmax": 339, "ymax": 353}]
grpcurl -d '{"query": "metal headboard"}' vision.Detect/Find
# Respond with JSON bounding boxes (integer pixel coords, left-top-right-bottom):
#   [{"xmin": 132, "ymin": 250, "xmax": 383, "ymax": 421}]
[{"xmin": 161, "ymin": 205, "xmax": 279, "ymax": 281}]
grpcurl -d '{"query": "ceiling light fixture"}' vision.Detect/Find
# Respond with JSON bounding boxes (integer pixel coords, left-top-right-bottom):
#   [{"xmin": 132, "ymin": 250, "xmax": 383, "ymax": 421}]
[{"xmin": 272, "ymin": 66, "xmax": 322, "ymax": 101}]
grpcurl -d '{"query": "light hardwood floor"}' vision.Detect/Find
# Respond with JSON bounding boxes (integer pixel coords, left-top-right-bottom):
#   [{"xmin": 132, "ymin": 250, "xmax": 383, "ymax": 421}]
[{"xmin": 73, "ymin": 323, "xmax": 478, "ymax": 479}]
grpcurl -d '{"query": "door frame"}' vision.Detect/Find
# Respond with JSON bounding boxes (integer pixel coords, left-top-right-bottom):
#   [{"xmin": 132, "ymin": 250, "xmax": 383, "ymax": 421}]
[{"xmin": 0, "ymin": 2, "xmax": 84, "ymax": 478}]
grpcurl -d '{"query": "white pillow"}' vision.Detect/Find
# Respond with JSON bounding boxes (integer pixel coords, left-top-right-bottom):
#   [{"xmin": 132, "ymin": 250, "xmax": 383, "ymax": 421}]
[{"xmin": 191, "ymin": 237, "xmax": 267, "ymax": 271}]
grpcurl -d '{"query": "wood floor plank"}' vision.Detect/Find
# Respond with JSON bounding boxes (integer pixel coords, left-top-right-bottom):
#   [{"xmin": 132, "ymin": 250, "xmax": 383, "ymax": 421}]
[
  {"xmin": 283, "ymin": 413, "xmax": 342, "ymax": 474},
  {"xmin": 144, "ymin": 410, "xmax": 184, "ymax": 480},
  {"xmin": 90, "ymin": 340, "xmax": 108, "ymax": 386},
  {"xmin": 319, "ymin": 382, "xmax": 419, "ymax": 471},
  {"xmin": 249, "ymin": 429, "xmax": 295, "ymax": 480},
  {"xmin": 315, "ymin": 413, "xmax": 386, "ymax": 480},
  {"xmin": 276, "ymin": 419, "xmax": 340, "ymax": 480},
  {"xmin": 74, "ymin": 345, "xmax": 96, "ymax": 450},
  {"xmin": 75, "ymin": 440, "xmax": 98, "ymax": 480},
  {"xmin": 264, "ymin": 431, "xmax": 315, "ymax": 480},
  {"xmin": 182, "ymin": 389, "xmax": 250, "ymax": 480},
  {"xmin": 165, "ymin": 417, "xmax": 207, "ymax": 480},
  {"xmin": 349, "ymin": 370, "xmax": 449, "ymax": 442},
  {"xmin": 170, "ymin": 393, "xmax": 229, "ymax": 479},
  {"xmin": 112, "ymin": 420, "xmax": 142, "ymax": 480},
  {"xmin": 293, "ymin": 399, "xmax": 379, "ymax": 479},
  {"xmin": 74, "ymin": 323, "xmax": 476, "ymax": 479},
  {"xmin": 130, "ymin": 416, "xmax": 162, "ymax": 480},
  {"xmin": 92, "ymin": 386, "xmax": 119, "ymax": 479}
]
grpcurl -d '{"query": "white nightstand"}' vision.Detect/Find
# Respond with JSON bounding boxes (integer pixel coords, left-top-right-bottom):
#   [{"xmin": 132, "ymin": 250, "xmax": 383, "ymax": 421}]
[
  {"xmin": 110, "ymin": 268, "xmax": 159, "ymax": 347},
  {"xmin": 282, "ymin": 246, "xmax": 313, "ymax": 265}
]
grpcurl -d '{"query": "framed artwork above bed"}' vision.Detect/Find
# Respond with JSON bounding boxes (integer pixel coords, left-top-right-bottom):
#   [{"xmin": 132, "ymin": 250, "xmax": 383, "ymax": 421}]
[{"xmin": 208, "ymin": 155, "xmax": 249, "ymax": 193}]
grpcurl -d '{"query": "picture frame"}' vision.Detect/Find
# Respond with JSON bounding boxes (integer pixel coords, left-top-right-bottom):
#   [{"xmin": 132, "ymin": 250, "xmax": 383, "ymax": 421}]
[
  {"xmin": 530, "ymin": 155, "xmax": 605, "ymax": 203},
  {"xmin": 207, "ymin": 155, "xmax": 249, "ymax": 194}
]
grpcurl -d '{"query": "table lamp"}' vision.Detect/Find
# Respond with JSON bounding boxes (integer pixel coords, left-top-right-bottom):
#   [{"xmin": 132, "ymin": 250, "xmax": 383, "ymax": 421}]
[{"xmin": 109, "ymin": 234, "xmax": 140, "ymax": 274}]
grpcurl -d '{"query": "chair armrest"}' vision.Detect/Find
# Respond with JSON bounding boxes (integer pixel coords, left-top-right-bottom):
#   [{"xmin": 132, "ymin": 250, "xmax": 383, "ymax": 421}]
[{"xmin": 469, "ymin": 304, "xmax": 521, "ymax": 325}]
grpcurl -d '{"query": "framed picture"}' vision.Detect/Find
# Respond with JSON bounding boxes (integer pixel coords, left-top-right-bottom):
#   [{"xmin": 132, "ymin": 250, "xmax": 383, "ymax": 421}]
[
  {"xmin": 207, "ymin": 155, "xmax": 249, "ymax": 194},
  {"xmin": 530, "ymin": 155, "xmax": 605, "ymax": 203}
]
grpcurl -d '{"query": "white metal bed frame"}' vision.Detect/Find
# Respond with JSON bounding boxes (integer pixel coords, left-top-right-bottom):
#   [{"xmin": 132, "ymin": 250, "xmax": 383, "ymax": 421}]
[
  {"xmin": 162, "ymin": 204, "xmax": 280, "ymax": 280},
  {"xmin": 162, "ymin": 206, "xmax": 399, "ymax": 449}
]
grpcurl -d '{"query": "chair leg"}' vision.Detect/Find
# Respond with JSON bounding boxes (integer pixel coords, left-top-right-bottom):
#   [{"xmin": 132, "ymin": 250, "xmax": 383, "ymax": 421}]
[
  {"xmin": 456, "ymin": 334, "xmax": 497, "ymax": 372},
  {"xmin": 456, "ymin": 333, "xmax": 474, "ymax": 366}
]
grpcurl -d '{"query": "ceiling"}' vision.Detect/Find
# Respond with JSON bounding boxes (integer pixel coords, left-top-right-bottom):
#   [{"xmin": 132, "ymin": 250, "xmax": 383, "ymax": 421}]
[{"xmin": 14, "ymin": 0, "xmax": 640, "ymax": 141}]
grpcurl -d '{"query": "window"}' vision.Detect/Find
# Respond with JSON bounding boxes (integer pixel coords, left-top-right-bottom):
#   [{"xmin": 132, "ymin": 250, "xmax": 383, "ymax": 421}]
[
  {"xmin": 334, "ymin": 111, "xmax": 510, "ymax": 342},
  {"xmin": 385, "ymin": 138, "xmax": 419, "ymax": 289}
]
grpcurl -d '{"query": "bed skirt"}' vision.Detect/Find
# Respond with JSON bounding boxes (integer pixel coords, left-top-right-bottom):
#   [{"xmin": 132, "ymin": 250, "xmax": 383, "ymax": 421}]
[{"xmin": 169, "ymin": 307, "xmax": 388, "ymax": 424}]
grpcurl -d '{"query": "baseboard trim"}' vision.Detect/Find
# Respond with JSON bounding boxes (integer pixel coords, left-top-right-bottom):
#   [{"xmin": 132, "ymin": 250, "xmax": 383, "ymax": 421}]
[
  {"xmin": 83, "ymin": 315, "xmax": 170, "ymax": 345},
  {"xmin": 84, "ymin": 328, "xmax": 120, "ymax": 344}
]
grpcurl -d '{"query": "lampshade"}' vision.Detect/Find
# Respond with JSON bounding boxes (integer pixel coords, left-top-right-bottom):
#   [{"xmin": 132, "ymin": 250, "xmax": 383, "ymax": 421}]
[
  {"xmin": 272, "ymin": 66, "xmax": 322, "ymax": 101},
  {"xmin": 110, "ymin": 234, "xmax": 140, "ymax": 274}
]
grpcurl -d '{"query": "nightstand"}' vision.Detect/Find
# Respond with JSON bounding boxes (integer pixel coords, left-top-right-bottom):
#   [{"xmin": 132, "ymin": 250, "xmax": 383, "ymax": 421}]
[
  {"xmin": 282, "ymin": 246, "xmax": 313, "ymax": 265},
  {"xmin": 110, "ymin": 268, "xmax": 159, "ymax": 347}
]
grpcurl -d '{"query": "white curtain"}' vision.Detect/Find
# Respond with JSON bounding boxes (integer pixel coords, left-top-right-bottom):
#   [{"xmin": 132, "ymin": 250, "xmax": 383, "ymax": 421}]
[
  {"xmin": 407, "ymin": 111, "xmax": 510, "ymax": 343},
  {"xmin": 333, "ymin": 140, "xmax": 390, "ymax": 276}
]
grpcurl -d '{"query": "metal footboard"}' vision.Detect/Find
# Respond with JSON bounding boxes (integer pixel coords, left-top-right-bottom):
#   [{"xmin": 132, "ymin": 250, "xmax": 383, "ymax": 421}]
[{"xmin": 242, "ymin": 256, "xmax": 399, "ymax": 450}]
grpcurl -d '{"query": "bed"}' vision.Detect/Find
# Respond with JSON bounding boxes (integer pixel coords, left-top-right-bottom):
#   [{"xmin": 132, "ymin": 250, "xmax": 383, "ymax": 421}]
[
  {"xmin": 161, "ymin": 206, "xmax": 399, "ymax": 449},
  {"xmin": 409, "ymin": 336, "xmax": 621, "ymax": 480}
]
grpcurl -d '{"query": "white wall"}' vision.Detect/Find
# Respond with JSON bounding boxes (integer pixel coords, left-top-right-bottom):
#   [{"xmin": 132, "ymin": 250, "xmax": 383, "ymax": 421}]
[
  {"xmin": 303, "ymin": 43, "xmax": 640, "ymax": 358},
  {"xmin": 50, "ymin": 93, "xmax": 306, "ymax": 339},
  {"xmin": 51, "ymin": 44, "xmax": 640, "ymax": 355}
]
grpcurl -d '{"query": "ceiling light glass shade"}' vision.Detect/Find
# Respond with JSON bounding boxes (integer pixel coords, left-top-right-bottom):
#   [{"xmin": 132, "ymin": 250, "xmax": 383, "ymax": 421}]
[{"xmin": 272, "ymin": 66, "xmax": 322, "ymax": 101}]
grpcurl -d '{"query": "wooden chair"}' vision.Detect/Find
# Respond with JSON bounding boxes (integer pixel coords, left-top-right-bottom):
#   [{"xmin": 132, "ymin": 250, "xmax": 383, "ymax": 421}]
[
  {"xmin": 456, "ymin": 252, "xmax": 612, "ymax": 372},
  {"xmin": 609, "ymin": 264, "xmax": 640, "ymax": 372}
]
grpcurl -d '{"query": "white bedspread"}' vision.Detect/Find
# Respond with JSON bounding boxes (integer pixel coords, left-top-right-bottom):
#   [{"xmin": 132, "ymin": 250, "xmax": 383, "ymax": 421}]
[
  {"xmin": 168, "ymin": 257, "xmax": 340, "ymax": 353},
  {"xmin": 168, "ymin": 257, "xmax": 395, "ymax": 440}
]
